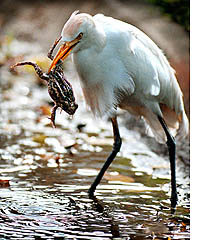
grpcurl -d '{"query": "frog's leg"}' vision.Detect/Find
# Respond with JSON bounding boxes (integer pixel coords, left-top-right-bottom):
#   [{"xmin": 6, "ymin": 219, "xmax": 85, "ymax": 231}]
[
  {"xmin": 48, "ymin": 36, "xmax": 62, "ymax": 60},
  {"xmin": 48, "ymin": 105, "xmax": 58, "ymax": 128},
  {"xmin": 11, "ymin": 62, "xmax": 49, "ymax": 81}
]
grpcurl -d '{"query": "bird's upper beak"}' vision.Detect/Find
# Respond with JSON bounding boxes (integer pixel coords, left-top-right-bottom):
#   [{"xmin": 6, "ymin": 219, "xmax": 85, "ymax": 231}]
[{"xmin": 48, "ymin": 37, "xmax": 80, "ymax": 73}]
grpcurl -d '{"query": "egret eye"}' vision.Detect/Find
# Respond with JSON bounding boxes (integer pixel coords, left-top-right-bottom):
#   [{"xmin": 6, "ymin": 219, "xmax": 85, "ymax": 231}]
[{"xmin": 78, "ymin": 32, "xmax": 83, "ymax": 39}]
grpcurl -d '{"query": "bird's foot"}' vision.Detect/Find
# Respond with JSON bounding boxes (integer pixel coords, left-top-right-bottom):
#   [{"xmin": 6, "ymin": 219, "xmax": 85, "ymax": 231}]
[
  {"xmin": 88, "ymin": 188, "xmax": 104, "ymax": 213},
  {"xmin": 88, "ymin": 186, "xmax": 96, "ymax": 199}
]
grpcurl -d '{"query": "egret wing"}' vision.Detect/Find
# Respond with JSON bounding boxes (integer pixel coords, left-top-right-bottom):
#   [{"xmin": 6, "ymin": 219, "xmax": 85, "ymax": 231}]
[
  {"xmin": 94, "ymin": 14, "xmax": 182, "ymax": 109},
  {"xmin": 94, "ymin": 14, "xmax": 162, "ymax": 97}
]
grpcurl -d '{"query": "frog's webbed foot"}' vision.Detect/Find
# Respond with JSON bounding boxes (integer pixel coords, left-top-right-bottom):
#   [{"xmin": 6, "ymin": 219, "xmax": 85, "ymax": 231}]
[{"xmin": 48, "ymin": 105, "xmax": 58, "ymax": 128}]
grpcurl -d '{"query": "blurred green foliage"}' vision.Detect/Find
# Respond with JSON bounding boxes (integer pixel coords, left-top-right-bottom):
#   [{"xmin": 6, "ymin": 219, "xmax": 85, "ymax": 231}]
[{"xmin": 148, "ymin": 0, "xmax": 190, "ymax": 32}]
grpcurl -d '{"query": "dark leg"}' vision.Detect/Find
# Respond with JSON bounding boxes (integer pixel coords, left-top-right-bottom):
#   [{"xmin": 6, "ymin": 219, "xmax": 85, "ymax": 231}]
[
  {"xmin": 88, "ymin": 116, "xmax": 122, "ymax": 198},
  {"xmin": 158, "ymin": 116, "xmax": 177, "ymax": 207},
  {"xmin": 11, "ymin": 62, "xmax": 49, "ymax": 81},
  {"xmin": 48, "ymin": 36, "xmax": 62, "ymax": 60},
  {"xmin": 48, "ymin": 105, "xmax": 58, "ymax": 128}
]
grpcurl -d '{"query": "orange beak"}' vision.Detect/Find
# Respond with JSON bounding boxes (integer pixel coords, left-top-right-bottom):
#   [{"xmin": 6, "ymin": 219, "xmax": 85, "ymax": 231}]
[{"xmin": 48, "ymin": 38, "xmax": 80, "ymax": 73}]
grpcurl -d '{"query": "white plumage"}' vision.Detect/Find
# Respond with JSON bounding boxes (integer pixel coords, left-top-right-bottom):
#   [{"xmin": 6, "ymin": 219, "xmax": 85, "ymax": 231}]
[
  {"xmin": 48, "ymin": 11, "xmax": 189, "ymax": 203},
  {"xmin": 53, "ymin": 11, "xmax": 188, "ymax": 143}
]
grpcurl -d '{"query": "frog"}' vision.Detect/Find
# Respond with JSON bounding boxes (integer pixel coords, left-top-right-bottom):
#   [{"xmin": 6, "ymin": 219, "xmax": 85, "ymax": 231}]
[{"xmin": 11, "ymin": 37, "xmax": 78, "ymax": 128}]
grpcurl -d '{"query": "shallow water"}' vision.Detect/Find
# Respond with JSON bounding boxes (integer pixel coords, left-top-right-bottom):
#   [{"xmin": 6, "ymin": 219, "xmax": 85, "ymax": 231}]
[
  {"xmin": 0, "ymin": 147, "xmax": 190, "ymax": 239},
  {"xmin": 0, "ymin": 39, "xmax": 190, "ymax": 239}
]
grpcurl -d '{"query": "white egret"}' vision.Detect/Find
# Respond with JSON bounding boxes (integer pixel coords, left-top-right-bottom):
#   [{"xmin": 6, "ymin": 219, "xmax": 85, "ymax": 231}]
[{"xmin": 49, "ymin": 11, "xmax": 189, "ymax": 206}]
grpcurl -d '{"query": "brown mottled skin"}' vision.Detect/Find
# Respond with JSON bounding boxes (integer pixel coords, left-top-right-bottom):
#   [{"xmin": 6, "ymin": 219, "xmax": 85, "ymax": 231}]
[{"xmin": 11, "ymin": 37, "xmax": 78, "ymax": 127}]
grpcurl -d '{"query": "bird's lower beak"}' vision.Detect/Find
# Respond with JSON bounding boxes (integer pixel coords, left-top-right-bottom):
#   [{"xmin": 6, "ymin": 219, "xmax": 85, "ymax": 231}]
[{"xmin": 48, "ymin": 38, "xmax": 79, "ymax": 73}]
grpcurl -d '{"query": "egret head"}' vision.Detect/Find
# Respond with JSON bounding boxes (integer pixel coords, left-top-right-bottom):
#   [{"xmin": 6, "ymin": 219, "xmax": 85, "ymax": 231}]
[{"xmin": 49, "ymin": 11, "xmax": 102, "ymax": 72}]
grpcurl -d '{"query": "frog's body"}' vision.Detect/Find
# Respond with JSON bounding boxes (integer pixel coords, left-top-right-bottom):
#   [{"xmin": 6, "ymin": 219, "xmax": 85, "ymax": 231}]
[
  {"xmin": 47, "ymin": 62, "xmax": 78, "ymax": 127},
  {"xmin": 11, "ymin": 37, "xmax": 78, "ymax": 127}
]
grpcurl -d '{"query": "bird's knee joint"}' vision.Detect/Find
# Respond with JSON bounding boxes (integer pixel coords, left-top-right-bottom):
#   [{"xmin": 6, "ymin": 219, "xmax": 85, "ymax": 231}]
[{"xmin": 113, "ymin": 137, "xmax": 122, "ymax": 152}]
